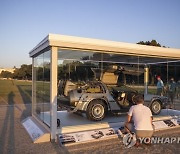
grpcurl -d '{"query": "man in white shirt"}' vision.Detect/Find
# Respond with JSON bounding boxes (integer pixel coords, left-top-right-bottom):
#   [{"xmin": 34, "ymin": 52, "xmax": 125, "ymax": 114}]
[{"xmin": 125, "ymin": 94, "xmax": 154, "ymax": 139}]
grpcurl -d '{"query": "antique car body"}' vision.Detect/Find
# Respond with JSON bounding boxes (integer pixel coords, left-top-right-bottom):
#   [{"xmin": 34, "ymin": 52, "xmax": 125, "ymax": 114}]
[{"xmin": 58, "ymin": 80, "xmax": 168, "ymax": 121}]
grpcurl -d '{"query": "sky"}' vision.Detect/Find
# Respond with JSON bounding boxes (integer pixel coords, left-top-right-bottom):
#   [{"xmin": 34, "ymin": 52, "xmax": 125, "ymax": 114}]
[{"xmin": 0, "ymin": 0, "xmax": 180, "ymax": 68}]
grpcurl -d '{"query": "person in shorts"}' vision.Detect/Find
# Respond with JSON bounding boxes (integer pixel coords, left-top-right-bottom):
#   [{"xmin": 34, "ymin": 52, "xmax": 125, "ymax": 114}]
[{"xmin": 125, "ymin": 95, "xmax": 154, "ymax": 140}]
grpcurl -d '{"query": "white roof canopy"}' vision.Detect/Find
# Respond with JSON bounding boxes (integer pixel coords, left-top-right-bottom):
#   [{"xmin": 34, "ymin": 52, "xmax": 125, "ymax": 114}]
[{"xmin": 29, "ymin": 34, "xmax": 180, "ymax": 60}]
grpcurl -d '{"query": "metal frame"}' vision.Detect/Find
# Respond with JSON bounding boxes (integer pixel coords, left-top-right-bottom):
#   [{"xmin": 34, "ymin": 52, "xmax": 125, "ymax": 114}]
[
  {"xmin": 32, "ymin": 58, "xmax": 35, "ymax": 116},
  {"xmin": 31, "ymin": 48, "xmax": 58, "ymax": 141},
  {"xmin": 144, "ymin": 65, "xmax": 149, "ymax": 94},
  {"xmin": 50, "ymin": 47, "xmax": 58, "ymax": 141},
  {"xmin": 29, "ymin": 34, "xmax": 180, "ymax": 59}
]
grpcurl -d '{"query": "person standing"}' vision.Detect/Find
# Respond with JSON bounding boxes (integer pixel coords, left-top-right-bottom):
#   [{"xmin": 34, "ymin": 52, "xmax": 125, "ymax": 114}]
[
  {"xmin": 156, "ymin": 76, "xmax": 164, "ymax": 96},
  {"xmin": 168, "ymin": 78, "xmax": 176, "ymax": 108}
]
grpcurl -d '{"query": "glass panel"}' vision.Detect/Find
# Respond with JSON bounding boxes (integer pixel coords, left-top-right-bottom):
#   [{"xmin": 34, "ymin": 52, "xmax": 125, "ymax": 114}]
[
  {"xmin": 42, "ymin": 51, "xmax": 51, "ymax": 121},
  {"xmin": 166, "ymin": 61, "xmax": 180, "ymax": 109},
  {"xmin": 57, "ymin": 49, "xmax": 143, "ymax": 115},
  {"xmin": 32, "ymin": 50, "xmax": 50, "ymax": 124},
  {"xmin": 147, "ymin": 61, "xmax": 168, "ymax": 95},
  {"xmin": 34, "ymin": 54, "xmax": 44, "ymax": 117},
  {"xmin": 57, "ymin": 50, "xmax": 143, "ymax": 86},
  {"xmin": 57, "ymin": 48, "xmax": 180, "ymax": 122}
]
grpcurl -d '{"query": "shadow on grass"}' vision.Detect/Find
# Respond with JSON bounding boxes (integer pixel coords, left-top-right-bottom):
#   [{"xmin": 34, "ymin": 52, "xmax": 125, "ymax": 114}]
[
  {"xmin": 0, "ymin": 92, "xmax": 15, "ymax": 154},
  {"xmin": 16, "ymin": 85, "xmax": 32, "ymax": 121},
  {"xmin": 16, "ymin": 85, "xmax": 32, "ymax": 104}
]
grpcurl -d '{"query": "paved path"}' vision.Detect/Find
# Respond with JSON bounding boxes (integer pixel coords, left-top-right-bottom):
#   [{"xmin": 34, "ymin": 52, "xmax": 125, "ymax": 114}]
[{"xmin": 0, "ymin": 104, "xmax": 180, "ymax": 154}]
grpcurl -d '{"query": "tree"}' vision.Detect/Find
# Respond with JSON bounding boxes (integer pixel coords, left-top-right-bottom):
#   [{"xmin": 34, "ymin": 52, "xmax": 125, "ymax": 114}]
[
  {"xmin": 13, "ymin": 64, "xmax": 32, "ymax": 80},
  {"xmin": 137, "ymin": 39, "xmax": 162, "ymax": 47},
  {"xmin": 0, "ymin": 71, "xmax": 13, "ymax": 78}
]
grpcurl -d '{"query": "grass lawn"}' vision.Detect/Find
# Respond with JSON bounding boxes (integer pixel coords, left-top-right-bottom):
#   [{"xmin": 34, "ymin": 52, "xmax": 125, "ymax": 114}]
[{"xmin": 0, "ymin": 79, "xmax": 32, "ymax": 105}]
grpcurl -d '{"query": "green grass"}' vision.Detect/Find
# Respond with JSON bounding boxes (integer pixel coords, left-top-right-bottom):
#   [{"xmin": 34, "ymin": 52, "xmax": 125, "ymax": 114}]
[
  {"xmin": 0, "ymin": 79, "xmax": 51, "ymax": 105},
  {"xmin": 0, "ymin": 79, "xmax": 32, "ymax": 105}
]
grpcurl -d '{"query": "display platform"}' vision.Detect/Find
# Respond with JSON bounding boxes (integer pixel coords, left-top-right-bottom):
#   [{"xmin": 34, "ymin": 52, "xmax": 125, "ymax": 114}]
[
  {"xmin": 23, "ymin": 109, "xmax": 180, "ymax": 144},
  {"xmin": 40, "ymin": 111, "xmax": 126, "ymax": 134},
  {"xmin": 55, "ymin": 109, "xmax": 180, "ymax": 146},
  {"xmin": 40, "ymin": 109, "xmax": 180, "ymax": 134},
  {"xmin": 57, "ymin": 116, "xmax": 180, "ymax": 146}
]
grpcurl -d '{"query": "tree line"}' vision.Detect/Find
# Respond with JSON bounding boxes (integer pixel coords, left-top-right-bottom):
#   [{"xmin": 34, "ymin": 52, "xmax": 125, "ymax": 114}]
[
  {"xmin": 137, "ymin": 39, "xmax": 166, "ymax": 47},
  {"xmin": 0, "ymin": 64, "xmax": 32, "ymax": 80}
]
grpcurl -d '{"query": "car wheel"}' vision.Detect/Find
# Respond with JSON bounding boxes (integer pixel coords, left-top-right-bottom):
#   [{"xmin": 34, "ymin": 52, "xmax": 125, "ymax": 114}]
[
  {"xmin": 86, "ymin": 100, "xmax": 107, "ymax": 121},
  {"xmin": 150, "ymin": 100, "xmax": 162, "ymax": 115}
]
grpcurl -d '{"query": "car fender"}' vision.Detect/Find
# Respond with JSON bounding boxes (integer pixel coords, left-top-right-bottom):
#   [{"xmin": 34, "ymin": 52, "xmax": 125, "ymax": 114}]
[
  {"xmin": 72, "ymin": 100, "xmax": 89, "ymax": 112},
  {"xmin": 72, "ymin": 98, "xmax": 107, "ymax": 112},
  {"xmin": 86, "ymin": 98, "xmax": 109, "ymax": 111}
]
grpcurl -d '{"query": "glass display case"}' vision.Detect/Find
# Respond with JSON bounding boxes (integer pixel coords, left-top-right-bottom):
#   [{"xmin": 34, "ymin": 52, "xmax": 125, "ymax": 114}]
[{"xmin": 29, "ymin": 34, "xmax": 180, "ymax": 141}]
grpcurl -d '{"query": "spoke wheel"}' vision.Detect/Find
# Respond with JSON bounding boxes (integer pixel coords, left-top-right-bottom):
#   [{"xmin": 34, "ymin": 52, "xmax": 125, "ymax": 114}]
[
  {"xmin": 151, "ymin": 100, "xmax": 161, "ymax": 115},
  {"xmin": 86, "ymin": 100, "xmax": 107, "ymax": 121}
]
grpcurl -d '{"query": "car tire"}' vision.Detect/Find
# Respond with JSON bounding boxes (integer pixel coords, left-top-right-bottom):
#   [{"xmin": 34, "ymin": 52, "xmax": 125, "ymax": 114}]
[
  {"xmin": 86, "ymin": 100, "xmax": 107, "ymax": 121},
  {"xmin": 150, "ymin": 100, "xmax": 162, "ymax": 115}
]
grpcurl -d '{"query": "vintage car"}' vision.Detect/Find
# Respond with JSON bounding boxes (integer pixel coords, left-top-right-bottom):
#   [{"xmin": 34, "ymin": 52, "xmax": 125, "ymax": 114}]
[{"xmin": 58, "ymin": 80, "xmax": 168, "ymax": 121}]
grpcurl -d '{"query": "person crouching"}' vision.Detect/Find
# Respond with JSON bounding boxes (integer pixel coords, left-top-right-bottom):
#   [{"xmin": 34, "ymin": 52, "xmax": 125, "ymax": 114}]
[{"xmin": 125, "ymin": 94, "xmax": 154, "ymax": 145}]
